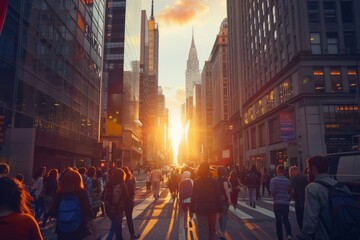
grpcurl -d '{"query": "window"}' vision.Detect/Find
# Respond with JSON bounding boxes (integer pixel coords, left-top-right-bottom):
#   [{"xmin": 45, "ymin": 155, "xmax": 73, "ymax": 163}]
[
  {"xmin": 348, "ymin": 67, "xmax": 357, "ymax": 93},
  {"xmin": 279, "ymin": 80, "xmax": 293, "ymax": 102},
  {"xmin": 341, "ymin": 2, "xmax": 353, "ymax": 23},
  {"xmin": 251, "ymin": 127, "xmax": 256, "ymax": 149},
  {"xmin": 310, "ymin": 32, "xmax": 321, "ymax": 54},
  {"xmin": 307, "ymin": 2, "xmax": 319, "ymax": 22},
  {"xmin": 324, "ymin": 1, "xmax": 336, "ymax": 24},
  {"xmin": 313, "ymin": 67, "xmax": 325, "ymax": 93},
  {"xmin": 266, "ymin": 90, "xmax": 275, "ymax": 111},
  {"xmin": 330, "ymin": 67, "xmax": 342, "ymax": 92},
  {"xmin": 344, "ymin": 32, "xmax": 356, "ymax": 54},
  {"xmin": 269, "ymin": 117, "xmax": 280, "ymax": 144},
  {"xmin": 327, "ymin": 32, "xmax": 338, "ymax": 54}
]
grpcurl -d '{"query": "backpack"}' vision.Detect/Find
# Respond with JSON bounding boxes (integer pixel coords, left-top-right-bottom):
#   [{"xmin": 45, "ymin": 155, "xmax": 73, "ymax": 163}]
[
  {"xmin": 316, "ymin": 180, "xmax": 360, "ymax": 240},
  {"xmin": 103, "ymin": 183, "xmax": 124, "ymax": 214},
  {"xmin": 57, "ymin": 195, "xmax": 82, "ymax": 233}
]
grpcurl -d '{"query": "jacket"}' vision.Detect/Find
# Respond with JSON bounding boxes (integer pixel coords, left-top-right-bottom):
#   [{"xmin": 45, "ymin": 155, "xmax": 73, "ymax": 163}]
[{"xmin": 297, "ymin": 174, "xmax": 350, "ymax": 240}]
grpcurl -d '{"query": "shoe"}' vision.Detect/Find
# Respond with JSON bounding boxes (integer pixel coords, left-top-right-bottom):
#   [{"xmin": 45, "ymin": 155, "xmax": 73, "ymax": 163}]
[
  {"xmin": 287, "ymin": 235, "xmax": 292, "ymax": 240},
  {"xmin": 131, "ymin": 233, "xmax": 140, "ymax": 239}
]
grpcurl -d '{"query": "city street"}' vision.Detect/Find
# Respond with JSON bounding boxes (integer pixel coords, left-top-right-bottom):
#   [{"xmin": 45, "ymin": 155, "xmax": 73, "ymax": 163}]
[{"xmin": 41, "ymin": 173, "xmax": 300, "ymax": 240}]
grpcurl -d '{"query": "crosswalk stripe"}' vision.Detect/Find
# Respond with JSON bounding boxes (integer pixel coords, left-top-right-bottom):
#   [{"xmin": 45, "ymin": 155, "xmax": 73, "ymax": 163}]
[
  {"xmin": 238, "ymin": 202, "xmax": 275, "ymax": 218},
  {"xmin": 229, "ymin": 206, "xmax": 253, "ymax": 219},
  {"xmin": 261, "ymin": 200, "xmax": 296, "ymax": 212}
]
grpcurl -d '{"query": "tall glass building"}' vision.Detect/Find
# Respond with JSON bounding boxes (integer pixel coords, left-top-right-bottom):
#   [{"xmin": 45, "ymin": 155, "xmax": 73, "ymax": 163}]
[
  {"xmin": 102, "ymin": 0, "xmax": 142, "ymax": 168},
  {"xmin": 0, "ymin": 0, "xmax": 105, "ymax": 182}
]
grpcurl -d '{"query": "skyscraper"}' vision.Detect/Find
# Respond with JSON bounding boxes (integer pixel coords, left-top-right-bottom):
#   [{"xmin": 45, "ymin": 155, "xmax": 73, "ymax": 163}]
[
  {"xmin": 227, "ymin": 0, "xmax": 360, "ymax": 170},
  {"xmin": 102, "ymin": 0, "xmax": 142, "ymax": 168},
  {"xmin": 144, "ymin": 0, "xmax": 160, "ymax": 164},
  {"xmin": 0, "ymin": 0, "xmax": 105, "ymax": 182},
  {"xmin": 185, "ymin": 31, "xmax": 201, "ymax": 98}
]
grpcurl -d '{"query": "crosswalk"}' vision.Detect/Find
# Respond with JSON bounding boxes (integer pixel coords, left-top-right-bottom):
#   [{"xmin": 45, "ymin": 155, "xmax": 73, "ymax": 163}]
[{"xmin": 41, "ymin": 186, "xmax": 298, "ymax": 240}]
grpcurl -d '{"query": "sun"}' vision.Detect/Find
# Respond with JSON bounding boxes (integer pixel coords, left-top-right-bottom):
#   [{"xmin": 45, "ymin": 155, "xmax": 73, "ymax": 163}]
[{"xmin": 169, "ymin": 114, "xmax": 184, "ymax": 165}]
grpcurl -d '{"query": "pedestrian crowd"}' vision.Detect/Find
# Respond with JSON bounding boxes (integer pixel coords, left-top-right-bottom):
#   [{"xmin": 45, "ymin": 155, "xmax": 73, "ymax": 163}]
[
  {"xmin": 0, "ymin": 163, "xmax": 140, "ymax": 240},
  {"xmin": 1, "ymin": 155, "xmax": 359, "ymax": 240}
]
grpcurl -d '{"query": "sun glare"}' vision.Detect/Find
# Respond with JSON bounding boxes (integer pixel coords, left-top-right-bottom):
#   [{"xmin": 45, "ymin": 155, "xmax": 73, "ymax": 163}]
[{"xmin": 169, "ymin": 117, "xmax": 184, "ymax": 166}]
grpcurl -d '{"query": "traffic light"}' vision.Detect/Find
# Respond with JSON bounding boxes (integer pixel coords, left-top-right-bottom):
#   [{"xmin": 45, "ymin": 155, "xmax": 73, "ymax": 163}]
[{"xmin": 0, "ymin": 115, "xmax": 4, "ymax": 144}]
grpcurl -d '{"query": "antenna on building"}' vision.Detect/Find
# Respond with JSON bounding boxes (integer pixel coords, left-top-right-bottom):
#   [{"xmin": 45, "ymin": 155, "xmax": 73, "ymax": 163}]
[{"xmin": 150, "ymin": 0, "xmax": 154, "ymax": 20}]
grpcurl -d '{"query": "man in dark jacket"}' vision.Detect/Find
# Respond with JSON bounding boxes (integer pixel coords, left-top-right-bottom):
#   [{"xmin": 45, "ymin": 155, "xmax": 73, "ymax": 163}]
[
  {"xmin": 245, "ymin": 165, "xmax": 259, "ymax": 208},
  {"xmin": 289, "ymin": 166, "xmax": 308, "ymax": 230}
]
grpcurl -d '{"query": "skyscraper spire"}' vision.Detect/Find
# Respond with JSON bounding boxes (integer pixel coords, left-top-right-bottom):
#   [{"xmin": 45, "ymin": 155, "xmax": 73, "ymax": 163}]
[
  {"xmin": 150, "ymin": 0, "xmax": 154, "ymax": 20},
  {"xmin": 192, "ymin": 26, "xmax": 194, "ymax": 46}
]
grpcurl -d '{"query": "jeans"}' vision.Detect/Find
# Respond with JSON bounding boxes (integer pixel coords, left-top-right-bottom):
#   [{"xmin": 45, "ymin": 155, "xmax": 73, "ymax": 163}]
[
  {"xmin": 295, "ymin": 205, "xmax": 304, "ymax": 230},
  {"xmin": 152, "ymin": 181, "xmax": 160, "ymax": 199},
  {"xmin": 273, "ymin": 204, "xmax": 292, "ymax": 240},
  {"xmin": 106, "ymin": 212, "xmax": 124, "ymax": 240},
  {"xmin": 219, "ymin": 203, "xmax": 229, "ymax": 234},
  {"xmin": 248, "ymin": 188, "xmax": 256, "ymax": 206},
  {"xmin": 125, "ymin": 202, "xmax": 135, "ymax": 236},
  {"xmin": 196, "ymin": 213, "xmax": 218, "ymax": 240},
  {"xmin": 34, "ymin": 196, "xmax": 45, "ymax": 221}
]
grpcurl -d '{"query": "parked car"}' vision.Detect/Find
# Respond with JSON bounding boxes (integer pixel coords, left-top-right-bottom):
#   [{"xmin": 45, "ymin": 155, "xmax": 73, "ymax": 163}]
[{"xmin": 326, "ymin": 151, "xmax": 360, "ymax": 199}]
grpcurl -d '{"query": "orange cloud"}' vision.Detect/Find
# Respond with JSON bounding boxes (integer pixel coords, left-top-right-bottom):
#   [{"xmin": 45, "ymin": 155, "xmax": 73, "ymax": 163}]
[{"xmin": 157, "ymin": 0, "xmax": 209, "ymax": 25}]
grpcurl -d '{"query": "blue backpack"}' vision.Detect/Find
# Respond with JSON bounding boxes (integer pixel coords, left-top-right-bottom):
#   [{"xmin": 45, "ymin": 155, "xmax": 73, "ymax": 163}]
[
  {"xmin": 58, "ymin": 195, "xmax": 82, "ymax": 233},
  {"xmin": 316, "ymin": 180, "xmax": 360, "ymax": 240}
]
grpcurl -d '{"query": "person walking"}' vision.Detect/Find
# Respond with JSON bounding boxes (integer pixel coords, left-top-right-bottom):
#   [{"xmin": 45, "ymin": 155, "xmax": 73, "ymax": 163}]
[
  {"xmin": 245, "ymin": 165, "xmax": 259, "ymax": 208},
  {"xmin": 178, "ymin": 171, "xmax": 193, "ymax": 229},
  {"xmin": 270, "ymin": 164, "xmax": 292, "ymax": 240},
  {"xmin": 297, "ymin": 155, "xmax": 353, "ymax": 239},
  {"xmin": 53, "ymin": 170, "xmax": 93, "ymax": 240},
  {"xmin": 150, "ymin": 167, "xmax": 163, "ymax": 201},
  {"xmin": 261, "ymin": 168, "xmax": 271, "ymax": 197},
  {"xmin": 0, "ymin": 177, "xmax": 43, "ymax": 240},
  {"xmin": 229, "ymin": 170, "xmax": 241, "ymax": 209},
  {"xmin": 190, "ymin": 162, "xmax": 223, "ymax": 240},
  {"xmin": 32, "ymin": 166, "xmax": 46, "ymax": 222},
  {"xmin": 41, "ymin": 169, "xmax": 58, "ymax": 230},
  {"xmin": 217, "ymin": 166, "xmax": 232, "ymax": 240},
  {"xmin": 103, "ymin": 168, "xmax": 129, "ymax": 240},
  {"xmin": 121, "ymin": 166, "xmax": 140, "ymax": 239},
  {"xmin": 289, "ymin": 166, "xmax": 308, "ymax": 230}
]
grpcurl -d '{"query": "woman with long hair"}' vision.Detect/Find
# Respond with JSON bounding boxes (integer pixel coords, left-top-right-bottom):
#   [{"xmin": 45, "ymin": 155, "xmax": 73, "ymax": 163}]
[
  {"xmin": 0, "ymin": 177, "xmax": 43, "ymax": 239},
  {"xmin": 120, "ymin": 166, "xmax": 140, "ymax": 239},
  {"xmin": 190, "ymin": 162, "xmax": 223, "ymax": 240},
  {"xmin": 53, "ymin": 170, "xmax": 93, "ymax": 240},
  {"xmin": 103, "ymin": 168, "xmax": 129, "ymax": 240},
  {"xmin": 32, "ymin": 166, "xmax": 46, "ymax": 222},
  {"xmin": 41, "ymin": 169, "xmax": 58, "ymax": 229}
]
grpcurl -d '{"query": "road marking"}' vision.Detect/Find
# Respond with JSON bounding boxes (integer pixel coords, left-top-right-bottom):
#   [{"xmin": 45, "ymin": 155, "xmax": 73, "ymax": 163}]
[
  {"xmin": 262, "ymin": 200, "xmax": 296, "ymax": 212},
  {"xmin": 229, "ymin": 206, "xmax": 253, "ymax": 219},
  {"xmin": 238, "ymin": 202, "xmax": 275, "ymax": 218}
]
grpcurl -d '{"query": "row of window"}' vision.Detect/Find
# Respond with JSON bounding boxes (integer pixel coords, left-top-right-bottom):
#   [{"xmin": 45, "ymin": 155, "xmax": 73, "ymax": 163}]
[
  {"xmin": 307, "ymin": 1, "xmax": 354, "ymax": 24},
  {"xmin": 310, "ymin": 32, "xmax": 356, "ymax": 54}
]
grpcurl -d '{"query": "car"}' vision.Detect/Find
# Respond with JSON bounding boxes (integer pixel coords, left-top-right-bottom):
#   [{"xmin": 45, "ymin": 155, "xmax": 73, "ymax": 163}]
[{"xmin": 325, "ymin": 151, "xmax": 360, "ymax": 199}]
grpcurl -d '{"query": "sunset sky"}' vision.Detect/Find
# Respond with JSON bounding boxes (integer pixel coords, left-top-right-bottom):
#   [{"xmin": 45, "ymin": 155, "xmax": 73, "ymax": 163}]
[{"xmin": 141, "ymin": 0, "xmax": 227, "ymax": 162}]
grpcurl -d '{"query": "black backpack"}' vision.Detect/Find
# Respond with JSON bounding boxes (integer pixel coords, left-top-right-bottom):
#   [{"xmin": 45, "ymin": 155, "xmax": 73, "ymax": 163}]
[{"xmin": 316, "ymin": 180, "xmax": 360, "ymax": 240}]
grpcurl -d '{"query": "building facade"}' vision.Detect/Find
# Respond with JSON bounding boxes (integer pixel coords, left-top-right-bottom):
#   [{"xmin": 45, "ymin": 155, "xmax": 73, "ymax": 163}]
[
  {"xmin": 201, "ymin": 61, "xmax": 214, "ymax": 162},
  {"xmin": 144, "ymin": 1, "xmax": 160, "ymax": 165},
  {"xmin": 102, "ymin": 0, "xmax": 142, "ymax": 169},
  {"xmin": 228, "ymin": 0, "xmax": 360, "ymax": 171},
  {"xmin": 209, "ymin": 18, "xmax": 232, "ymax": 165},
  {"xmin": 0, "ymin": 0, "xmax": 105, "ymax": 182}
]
